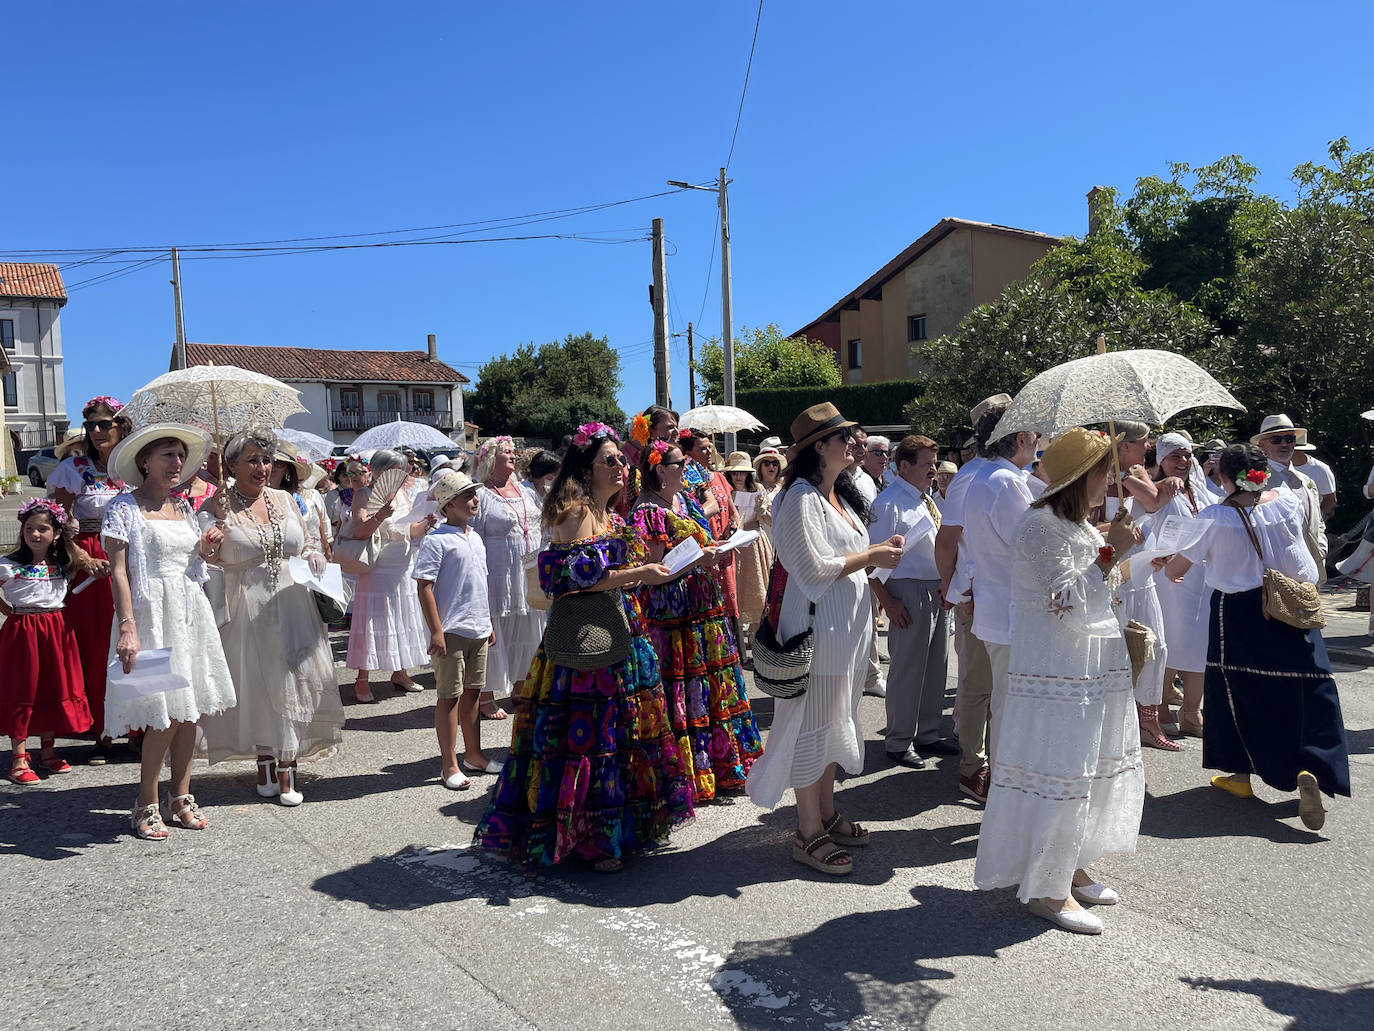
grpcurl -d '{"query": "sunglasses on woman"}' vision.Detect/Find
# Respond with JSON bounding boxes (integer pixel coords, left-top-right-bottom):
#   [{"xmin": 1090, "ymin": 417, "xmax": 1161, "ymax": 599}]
[
  {"xmin": 597, "ymin": 454, "xmax": 628, "ymax": 468},
  {"xmin": 83, "ymin": 419, "xmax": 117, "ymax": 432}
]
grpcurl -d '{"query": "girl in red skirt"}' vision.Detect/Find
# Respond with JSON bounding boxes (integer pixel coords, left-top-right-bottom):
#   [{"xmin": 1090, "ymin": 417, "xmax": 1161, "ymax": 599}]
[{"xmin": 1, "ymin": 500, "xmax": 92, "ymax": 784}]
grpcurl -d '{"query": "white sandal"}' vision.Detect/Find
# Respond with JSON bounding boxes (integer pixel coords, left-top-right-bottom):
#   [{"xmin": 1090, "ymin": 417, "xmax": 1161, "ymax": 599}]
[{"xmin": 256, "ymin": 756, "xmax": 280, "ymax": 798}]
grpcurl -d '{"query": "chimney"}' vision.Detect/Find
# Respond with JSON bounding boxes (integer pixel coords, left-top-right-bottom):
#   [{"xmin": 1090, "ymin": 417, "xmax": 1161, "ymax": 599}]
[
  {"xmin": 426, "ymin": 333, "xmax": 437, "ymax": 361},
  {"xmin": 1086, "ymin": 186, "xmax": 1108, "ymax": 236}
]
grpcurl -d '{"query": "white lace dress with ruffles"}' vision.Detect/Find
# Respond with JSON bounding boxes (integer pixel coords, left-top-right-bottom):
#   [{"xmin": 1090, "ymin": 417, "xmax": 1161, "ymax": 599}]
[{"xmin": 973, "ymin": 506, "xmax": 1145, "ymax": 902}]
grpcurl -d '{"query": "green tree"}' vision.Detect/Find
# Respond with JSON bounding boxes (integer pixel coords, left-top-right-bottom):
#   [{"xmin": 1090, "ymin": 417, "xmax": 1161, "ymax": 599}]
[
  {"xmin": 466, "ymin": 332, "xmax": 624, "ymax": 439},
  {"xmin": 695, "ymin": 323, "xmax": 840, "ymax": 404}
]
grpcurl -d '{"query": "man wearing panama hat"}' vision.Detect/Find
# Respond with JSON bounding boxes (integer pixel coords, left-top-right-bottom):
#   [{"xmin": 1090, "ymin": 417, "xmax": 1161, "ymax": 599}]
[{"xmin": 1253, "ymin": 414, "xmax": 1327, "ymax": 580}]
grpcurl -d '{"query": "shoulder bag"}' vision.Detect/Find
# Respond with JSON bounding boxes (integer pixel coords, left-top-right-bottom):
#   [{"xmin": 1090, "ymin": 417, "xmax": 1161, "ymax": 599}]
[
  {"xmin": 751, "ymin": 558, "xmax": 814, "ymax": 700},
  {"xmin": 543, "ymin": 588, "xmax": 632, "ymax": 670},
  {"xmin": 1227, "ymin": 496, "xmax": 1325, "ymax": 630}
]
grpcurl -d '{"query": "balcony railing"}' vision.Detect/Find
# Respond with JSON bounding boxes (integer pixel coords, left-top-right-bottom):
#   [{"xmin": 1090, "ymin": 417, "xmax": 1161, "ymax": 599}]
[{"xmin": 330, "ymin": 407, "xmax": 455, "ymax": 433}]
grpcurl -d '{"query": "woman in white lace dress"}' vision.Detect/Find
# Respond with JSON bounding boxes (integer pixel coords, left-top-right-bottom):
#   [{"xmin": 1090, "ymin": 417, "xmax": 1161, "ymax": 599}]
[
  {"xmin": 744, "ymin": 404, "xmax": 902, "ymax": 876},
  {"xmin": 102, "ymin": 424, "xmax": 236, "ymax": 839},
  {"xmin": 346, "ymin": 449, "xmax": 437, "ymax": 702},
  {"xmin": 472, "ymin": 437, "xmax": 544, "ymax": 719},
  {"xmin": 200, "ymin": 430, "xmax": 343, "ymax": 806},
  {"xmin": 974, "ymin": 428, "xmax": 1146, "ymax": 935}
]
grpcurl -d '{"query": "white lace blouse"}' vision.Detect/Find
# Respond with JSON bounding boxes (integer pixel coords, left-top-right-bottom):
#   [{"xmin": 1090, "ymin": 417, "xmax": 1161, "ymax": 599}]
[
  {"xmin": 1181, "ymin": 490, "xmax": 1317, "ymax": 593},
  {"xmin": 1010, "ymin": 506, "xmax": 1122, "ymax": 656},
  {"xmin": 101, "ymin": 494, "xmax": 208, "ymax": 612}
]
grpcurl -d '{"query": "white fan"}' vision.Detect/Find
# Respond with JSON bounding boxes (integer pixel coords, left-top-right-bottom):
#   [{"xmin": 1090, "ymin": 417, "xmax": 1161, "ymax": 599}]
[{"xmin": 365, "ymin": 468, "xmax": 408, "ymax": 517}]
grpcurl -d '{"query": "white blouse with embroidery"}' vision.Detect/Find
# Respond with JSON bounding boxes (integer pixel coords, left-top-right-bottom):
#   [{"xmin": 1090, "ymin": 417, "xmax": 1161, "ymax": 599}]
[
  {"xmin": 0, "ymin": 558, "xmax": 67, "ymax": 610},
  {"xmin": 47, "ymin": 456, "xmax": 125, "ymax": 522}
]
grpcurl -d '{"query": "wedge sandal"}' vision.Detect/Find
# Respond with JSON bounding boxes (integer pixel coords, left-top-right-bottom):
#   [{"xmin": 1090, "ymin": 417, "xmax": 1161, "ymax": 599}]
[{"xmin": 792, "ymin": 832, "xmax": 852, "ymax": 876}]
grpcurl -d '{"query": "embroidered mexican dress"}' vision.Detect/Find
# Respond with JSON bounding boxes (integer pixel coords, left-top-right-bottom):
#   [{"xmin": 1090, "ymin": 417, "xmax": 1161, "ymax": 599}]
[
  {"xmin": 0, "ymin": 559, "xmax": 90, "ymax": 739},
  {"xmin": 47, "ymin": 454, "xmax": 124, "ymax": 736},
  {"xmin": 629, "ymin": 494, "xmax": 762, "ymax": 801},
  {"xmin": 974, "ymin": 506, "xmax": 1145, "ymax": 902},
  {"xmin": 473, "ymin": 518, "xmax": 695, "ymax": 867}
]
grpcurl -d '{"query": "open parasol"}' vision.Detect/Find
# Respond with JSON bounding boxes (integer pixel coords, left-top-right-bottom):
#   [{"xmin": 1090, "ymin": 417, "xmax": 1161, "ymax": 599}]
[
  {"xmin": 679, "ymin": 403, "xmax": 767, "ymax": 435},
  {"xmin": 348, "ymin": 417, "xmax": 457, "ymax": 452},
  {"xmin": 276, "ymin": 427, "xmax": 337, "ymax": 462},
  {"xmin": 123, "ymin": 364, "xmax": 306, "ymax": 437}
]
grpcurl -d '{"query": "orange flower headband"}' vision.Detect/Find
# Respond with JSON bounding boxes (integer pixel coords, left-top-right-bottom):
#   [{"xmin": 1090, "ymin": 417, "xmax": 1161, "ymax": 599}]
[
  {"xmin": 647, "ymin": 440, "xmax": 674, "ymax": 467},
  {"xmin": 631, "ymin": 413, "xmax": 651, "ymax": 447}
]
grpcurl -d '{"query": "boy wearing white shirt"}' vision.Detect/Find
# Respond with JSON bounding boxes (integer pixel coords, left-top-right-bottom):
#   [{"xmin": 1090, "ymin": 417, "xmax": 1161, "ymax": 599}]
[
  {"xmin": 869, "ymin": 435, "xmax": 955, "ymax": 767},
  {"xmin": 414, "ymin": 471, "xmax": 496, "ymax": 791}
]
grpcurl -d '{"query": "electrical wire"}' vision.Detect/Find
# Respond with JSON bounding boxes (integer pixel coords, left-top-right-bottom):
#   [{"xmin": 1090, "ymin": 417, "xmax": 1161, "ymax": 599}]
[{"xmin": 725, "ymin": 1, "xmax": 764, "ymax": 172}]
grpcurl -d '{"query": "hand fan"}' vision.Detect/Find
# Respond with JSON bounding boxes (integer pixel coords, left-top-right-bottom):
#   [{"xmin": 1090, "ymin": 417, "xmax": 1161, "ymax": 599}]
[{"xmin": 365, "ymin": 468, "xmax": 408, "ymax": 517}]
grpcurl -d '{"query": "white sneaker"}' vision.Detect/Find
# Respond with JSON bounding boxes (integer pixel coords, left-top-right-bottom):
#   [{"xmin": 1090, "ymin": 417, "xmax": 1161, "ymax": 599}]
[
  {"xmin": 1027, "ymin": 899, "xmax": 1103, "ymax": 934},
  {"xmin": 864, "ymin": 677, "xmax": 887, "ymax": 698},
  {"xmin": 1070, "ymin": 881, "xmax": 1119, "ymax": 906}
]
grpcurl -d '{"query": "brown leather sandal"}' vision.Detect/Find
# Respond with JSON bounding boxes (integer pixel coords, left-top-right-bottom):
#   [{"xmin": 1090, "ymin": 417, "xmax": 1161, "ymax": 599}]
[
  {"xmin": 792, "ymin": 832, "xmax": 852, "ymax": 875},
  {"xmin": 822, "ymin": 812, "xmax": 871, "ymax": 847}
]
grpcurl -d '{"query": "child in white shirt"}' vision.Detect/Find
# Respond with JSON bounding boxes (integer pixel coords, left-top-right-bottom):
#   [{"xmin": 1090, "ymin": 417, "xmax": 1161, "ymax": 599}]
[{"xmin": 413, "ymin": 472, "xmax": 495, "ymax": 790}]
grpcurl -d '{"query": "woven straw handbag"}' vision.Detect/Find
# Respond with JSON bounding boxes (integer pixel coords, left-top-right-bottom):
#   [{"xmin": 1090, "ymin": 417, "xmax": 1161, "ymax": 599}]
[
  {"xmin": 543, "ymin": 588, "xmax": 632, "ymax": 670},
  {"xmin": 1228, "ymin": 497, "xmax": 1325, "ymax": 630},
  {"xmin": 751, "ymin": 559, "xmax": 814, "ymax": 700}
]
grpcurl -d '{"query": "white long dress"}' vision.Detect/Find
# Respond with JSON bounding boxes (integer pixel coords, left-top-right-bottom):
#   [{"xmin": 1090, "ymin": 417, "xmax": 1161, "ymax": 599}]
[
  {"xmin": 472, "ymin": 484, "xmax": 545, "ymax": 696},
  {"xmin": 100, "ymin": 496, "xmax": 236, "ymax": 737},
  {"xmin": 746, "ymin": 481, "xmax": 872, "ymax": 810},
  {"xmin": 974, "ymin": 506, "xmax": 1144, "ymax": 903},
  {"xmin": 201, "ymin": 488, "xmax": 343, "ymax": 763},
  {"xmin": 1117, "ymin": 558, "xmax": 1169, "ymax": 706},
  {"xmin": 346, "ymin": 488, "xmax": 429, "ymax": 671},
  {"xmin": 1152, "ymin": 488, "xmax": 1213, "ymax": 672}
]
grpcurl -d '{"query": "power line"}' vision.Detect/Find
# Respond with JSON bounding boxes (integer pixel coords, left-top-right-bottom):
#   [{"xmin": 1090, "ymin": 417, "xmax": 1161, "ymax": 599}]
[{"xmin": 725, "ymin": 0, "xmax": 764, "ymax": 172}]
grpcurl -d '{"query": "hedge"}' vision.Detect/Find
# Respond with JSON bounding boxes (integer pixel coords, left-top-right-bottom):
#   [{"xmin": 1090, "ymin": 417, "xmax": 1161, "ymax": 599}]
[{"xmin": 730, "ymin": 380, "xmax": 927, "ymax": 444}]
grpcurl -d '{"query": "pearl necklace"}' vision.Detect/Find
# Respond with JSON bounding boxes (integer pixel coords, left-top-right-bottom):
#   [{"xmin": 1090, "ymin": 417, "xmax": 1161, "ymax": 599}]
[{"xmin": 232, "ymin": 486, "xmax": 284, "ymax": 590}]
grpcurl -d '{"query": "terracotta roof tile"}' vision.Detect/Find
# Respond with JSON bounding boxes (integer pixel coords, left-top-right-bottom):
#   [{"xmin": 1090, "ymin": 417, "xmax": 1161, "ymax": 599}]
[
  {"xmin": 181, "ymin": 343, "xmax": 470, "ymax": 384},
  {"xmin": 0, "ymin": 263, "xmax": 67, "ymax": 303}
]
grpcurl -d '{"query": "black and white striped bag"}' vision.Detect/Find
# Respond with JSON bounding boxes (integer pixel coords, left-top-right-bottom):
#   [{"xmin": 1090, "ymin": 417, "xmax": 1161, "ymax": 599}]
[{"xmin": 751, "ymin": 558, "xmax": 814, "ymax": 700}]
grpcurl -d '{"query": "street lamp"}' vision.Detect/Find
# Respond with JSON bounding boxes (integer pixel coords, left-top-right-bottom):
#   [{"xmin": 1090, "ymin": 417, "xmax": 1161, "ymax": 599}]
[{"xmin": 669, "ymin": 169, "xmax": 737, "ymax": 453}]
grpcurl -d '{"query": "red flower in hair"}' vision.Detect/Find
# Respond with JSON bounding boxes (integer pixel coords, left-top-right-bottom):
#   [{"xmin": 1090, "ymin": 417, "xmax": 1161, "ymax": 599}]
[{"xmin": 1244, "ymin": 469, "xmax": 1267, "ymax": 485}]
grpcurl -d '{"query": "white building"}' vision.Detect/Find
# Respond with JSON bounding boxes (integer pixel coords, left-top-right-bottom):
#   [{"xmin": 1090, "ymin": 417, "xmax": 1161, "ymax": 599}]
[
  {"xmin": 2, "ymin": 262, "xmax": 69, "ymax": 452},
  {"xmin": 178, "ymin": 339, "xmax": 471, "ymax": 447}
]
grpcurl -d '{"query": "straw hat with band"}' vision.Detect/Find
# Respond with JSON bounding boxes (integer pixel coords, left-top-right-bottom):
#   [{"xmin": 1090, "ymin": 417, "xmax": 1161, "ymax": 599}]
[
  {"xmin": 55, "ymin": 428, "xmax": 87, "ymax": 460},
  {"xmin": 1250, "ymin": 414, "xmax": 1307, "ymax": 447},
  {"xmin": 109, "ymin": 423, "xmax": 213, "ymax": 488},
  {"xmin": 431, "ymin": 470, "xmax": 479, "ymax": 510},
  {"xmin": 786, "ymin": 403, "xmax": 858, "ymax": 462},
  {"xmin": 273, "ymin": 450, "xmax": 312, "ymax": 484},
  {"xmin": 1037, "ymin": 428, "xmax": 1123, "ymax": 500},
  {"xmin": 429, "ymin": 454, "xmax": 454, "ymax": 475},
  {"xmin": 936, "ymin": 461, "xmax": 958, "ymax": 476},
  {"xmin": 722, "ymin": 451, "xmax": 755, "ymax": 475},
  {"xmin": 753, "ymin": 447, "xmax": 787, "ymax": 474},
  {"xmin": 969, "ymin": 392, "xmax": 1013, "ymax": 426}
]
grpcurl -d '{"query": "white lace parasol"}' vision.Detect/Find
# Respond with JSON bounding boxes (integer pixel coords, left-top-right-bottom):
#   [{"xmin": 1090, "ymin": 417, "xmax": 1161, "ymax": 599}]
[
  {"xmin": 348, "ymin": 418, "xmax": 457, "ymax": 452},
  {"xmin": 123, "ymin": 365, "xmax": 306, "ymax": 436}
]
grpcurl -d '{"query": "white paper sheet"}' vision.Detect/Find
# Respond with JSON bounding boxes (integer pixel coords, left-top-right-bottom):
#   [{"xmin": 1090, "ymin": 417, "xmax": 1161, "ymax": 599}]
[
  {"xmin": 733, "ymin": 491, "xmax": 758, "ymax": 523},
  {"xmin": 287, "ymin": 557, "xmax": 348, "ymax": 604},
  {"xmin": 407, "ymin": 495, "xmax": 439, "ymax": 524},
  {"xmin": 871, "ymin": 532, "xmax": 915, "ymax": 584},
  {"xmin": 106, "ymin": 649, "xmax": 186, "ymax": 698},
  {"xmin": 717, "ymin": 529, "xmax": 760, "ymax": 554},
  {"xmin": 662, "ymin": 537, "xmax": 704, "ymax": 576},
  {"xmin": 1153, "ymin": 515, "xmax": 1212, "ymax": 553}
]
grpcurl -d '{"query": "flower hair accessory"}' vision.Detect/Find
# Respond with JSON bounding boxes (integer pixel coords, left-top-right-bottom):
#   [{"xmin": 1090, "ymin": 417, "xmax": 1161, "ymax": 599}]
[
  {"xmin": 17, "ymin": 498, "xmax": 68, "ymax": 527},
  {"xmin": 630, "ymin": 413, "xmax": 651, "ymax": 447},
  {"xmin": 572, "ymin": 422, "xmax": 620, "ymax": 447},
  {"xmin": 83, "ymin": 395, "xmax": 124, "ymax": 414},
  {"xmin": 1236, "ymin": 468, "xmax": 1268, "ymax": 492},
  {"xmin": 647, "ymin": 440, "xmax": 674, "ymax": 467}
]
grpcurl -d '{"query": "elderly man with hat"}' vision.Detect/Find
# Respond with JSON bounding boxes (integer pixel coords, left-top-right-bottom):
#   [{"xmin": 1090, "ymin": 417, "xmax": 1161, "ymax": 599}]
[
  {"xmin": 933, "ymin": 392, "xmax": 1011, "ymax": 804},
  {"xmin": 1253, "ymin": 415, "xmax": 1327, "ymax": 580}
]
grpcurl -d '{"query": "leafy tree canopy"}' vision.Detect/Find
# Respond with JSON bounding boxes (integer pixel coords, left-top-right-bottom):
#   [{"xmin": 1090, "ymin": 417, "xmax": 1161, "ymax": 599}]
[
  {"xmin": 466, "ymin": 332, "xmax": 625, "ymax": 440},
  {"xmin": 695, "ymin": 323, "xmax": 840, "ymax": 405}
]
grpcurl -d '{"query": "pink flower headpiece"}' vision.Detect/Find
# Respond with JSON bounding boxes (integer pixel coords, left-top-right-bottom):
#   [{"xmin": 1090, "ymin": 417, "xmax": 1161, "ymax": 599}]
[
  {"xmin": 573, "ymin": 422, "xmax": 620, "ymax": 447},
  {"xmin": 82, "ymin": 395, "xmax": 125, "ymax": 415},
  {"xmin": 17, "ymin": 498, "xmax": 68, "ymax": 527},
  {"xmin": 477, "ymin": 435, "xmax": 513, "ymax": 462},
  {"xmin": 647, "ymin": 440, "xmax": 674, "ymax": 467}
]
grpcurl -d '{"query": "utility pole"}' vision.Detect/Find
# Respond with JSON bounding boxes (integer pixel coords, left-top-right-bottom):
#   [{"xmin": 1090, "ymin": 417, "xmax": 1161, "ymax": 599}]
[
  {"xmin": 651, "ymin": 218, "xmax": 670, "ymax": 407},
  {"xmin": 716, "ymin": 167, "xmax": 736, "ymax": 453},
  {"xmin": 687, "ymin": 322, "xmax": 696, "ymax": 408},
  {"xmin": 171, "ymin": 246, "xmax": 187, "ymax": 370}
]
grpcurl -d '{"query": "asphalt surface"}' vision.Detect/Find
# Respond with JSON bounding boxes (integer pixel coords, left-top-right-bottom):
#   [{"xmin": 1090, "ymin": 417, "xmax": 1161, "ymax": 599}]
[{"xmin": 1, "ymin": 592, "xmax": 1371, "ymax": 1030}]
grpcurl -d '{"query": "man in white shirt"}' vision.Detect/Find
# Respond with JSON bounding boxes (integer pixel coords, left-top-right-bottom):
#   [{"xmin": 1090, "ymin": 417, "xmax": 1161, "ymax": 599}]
[
  {"xmin": 961, "ymin": 411, "xmax": 1038, "ymax": 767},
  {"xmin": 846, "ymin": 426, "xmax": 885, "ymax": 697},
  {"xmin": 1253, "ymin": 414, "xmax": 1328, "ymax": 580},
  {"xmin": 1294, "ymin": 442, "xmax": 1337, "ymax": 518},
  {"xmin": 869, "ymin": 435, "xmax": 954, "ymax": 767},
  {"xmin": 933, "ymin": 392, "xmax": 1011, "ymax": 803}
]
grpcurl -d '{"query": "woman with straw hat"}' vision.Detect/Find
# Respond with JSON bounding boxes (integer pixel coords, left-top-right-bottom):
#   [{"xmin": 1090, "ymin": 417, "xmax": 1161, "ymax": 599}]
[
  {"xmin": 722, "ymin": 450, "xmax": 775, "ymax": 667},
  {"xmin": 973, "ymin": 427, "xmax": 1146, "ymax": 935},
  {"xmin": 102, "ymin": 423, "xmax": 236, "ymax": 838},
  {"xmin": 752, "ymin": 446, "xmax": 786, "ymax": 536}
]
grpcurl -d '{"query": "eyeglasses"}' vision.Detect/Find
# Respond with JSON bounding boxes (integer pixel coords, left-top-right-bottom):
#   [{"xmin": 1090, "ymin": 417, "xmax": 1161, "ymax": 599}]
[
  {"xmin": 1267, "ymin": 434, "xmax": 1298, "ymax": 444},
  {"xmin": 868, "ymin": 449, "xmax": 889, "ymax": 457},
  {"xmin": 659, "ymin": 458, "xmax": 686, "ymax": 467},
  {"xmin": 83, "ymin": 419, "xmax": 116, "ymax": 432},
  {"xmin": 598, "ymin": 454, "xmax": 628, "ymax": 468}
]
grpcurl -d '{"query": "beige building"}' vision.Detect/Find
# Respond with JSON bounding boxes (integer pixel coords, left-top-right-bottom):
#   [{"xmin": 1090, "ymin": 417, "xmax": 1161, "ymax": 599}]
[{"xmin": 795, "ymin": 218, "xmax": 1059, "ymax": 384}]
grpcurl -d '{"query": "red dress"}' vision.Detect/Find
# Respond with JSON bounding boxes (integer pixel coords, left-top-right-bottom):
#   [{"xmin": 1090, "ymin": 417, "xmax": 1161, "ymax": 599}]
[{"xmin": 0, "ymin": 560, "xmax": 91, "ymax": 739}]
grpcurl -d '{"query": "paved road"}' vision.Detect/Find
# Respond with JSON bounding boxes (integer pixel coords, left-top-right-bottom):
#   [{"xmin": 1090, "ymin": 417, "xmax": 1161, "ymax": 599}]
[{"xmin": 2, "ymin": 596, "xmax": 1371, "ymax": 1030}]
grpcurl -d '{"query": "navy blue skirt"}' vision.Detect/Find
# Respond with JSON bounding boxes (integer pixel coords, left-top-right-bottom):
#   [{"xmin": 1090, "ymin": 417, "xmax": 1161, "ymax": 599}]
[{"xmin": 1204, "ymin": 588, "xmax": 1350, "ymax": 797}]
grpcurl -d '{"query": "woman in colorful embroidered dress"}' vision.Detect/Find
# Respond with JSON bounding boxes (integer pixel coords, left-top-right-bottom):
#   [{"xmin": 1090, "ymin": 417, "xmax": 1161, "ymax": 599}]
[
  {"xmin": 680, "ymin": 428, "xmax": 741, "ymax": 625},
  {"xmin": 1165, "ymin": 443, "xmax": 1350, "ymax": 832},
  {"xmin": 618, "ymin": 405, "xmax": 679, "ymax": 518},
  {"xmin": 474, "ymin": 423, "xmax": 693, "ymax": 872},
  {"xmin": 47, "ymin": 395, "xmax": 130, "ymax": 763},
  {"xmin": 629, "ymin": 441, "xmax": 763, "ymax": 802},
  {"xmin": 472, "ymin": 436, "xmax": 545, "ymax": 719}
]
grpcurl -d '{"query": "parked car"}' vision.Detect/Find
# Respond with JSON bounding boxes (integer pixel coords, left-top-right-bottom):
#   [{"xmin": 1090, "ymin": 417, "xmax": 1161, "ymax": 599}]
[{"xmin": 25, "ymin": 447, "xmax": 61, "ymax": 488}]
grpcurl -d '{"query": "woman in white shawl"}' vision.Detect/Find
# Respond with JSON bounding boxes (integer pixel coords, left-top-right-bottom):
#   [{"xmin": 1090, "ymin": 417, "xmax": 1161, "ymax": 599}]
[{"xmin": 974, "ymin": 428, "xmax": 1146, "ymax": 935}]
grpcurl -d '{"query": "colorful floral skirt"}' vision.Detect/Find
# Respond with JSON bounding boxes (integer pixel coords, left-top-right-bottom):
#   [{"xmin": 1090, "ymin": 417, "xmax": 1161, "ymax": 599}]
[
  {"xmin": 473, "ymin": 625, "xmax": 695, "ymax": 868},
  {"xmin": 637, "ymin": 570, "xmax": 763, "ymax": 801}
]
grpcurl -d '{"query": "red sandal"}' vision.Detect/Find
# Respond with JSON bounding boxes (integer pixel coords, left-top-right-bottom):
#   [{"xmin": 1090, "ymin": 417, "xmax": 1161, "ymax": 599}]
[
  {"xmin": 38, "ymin": 750, "xmax": 73, "ymax": 774},
  {"xmin": 8, "ymin": 753, "xmax": 40, "ymax": 785}
]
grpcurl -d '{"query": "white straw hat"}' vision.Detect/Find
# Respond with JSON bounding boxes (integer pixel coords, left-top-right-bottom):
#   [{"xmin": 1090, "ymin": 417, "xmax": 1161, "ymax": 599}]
[{"xmin": 109, "ymin": 423, "xmax": 212, "ymax": 488}]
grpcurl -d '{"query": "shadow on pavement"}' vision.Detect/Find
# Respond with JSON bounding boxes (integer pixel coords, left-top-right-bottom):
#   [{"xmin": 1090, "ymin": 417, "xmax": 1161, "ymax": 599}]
[
  {"xmin": 711, "ymin": 884, "xmax": 1042, "ymax": 1030},
  {"xmin": 1181, "ymin": 975, "xmax": 1374, "ymax": 1031},
  {"xmin": 1141, "ymin": 785, "xmax": 1325, "ymax": 844}
]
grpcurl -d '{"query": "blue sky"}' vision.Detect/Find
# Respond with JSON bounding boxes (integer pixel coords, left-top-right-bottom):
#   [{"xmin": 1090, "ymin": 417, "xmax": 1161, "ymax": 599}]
[{"xmin": 7, "ymin": 1, "xmax": 1372, "ymax": 425}]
